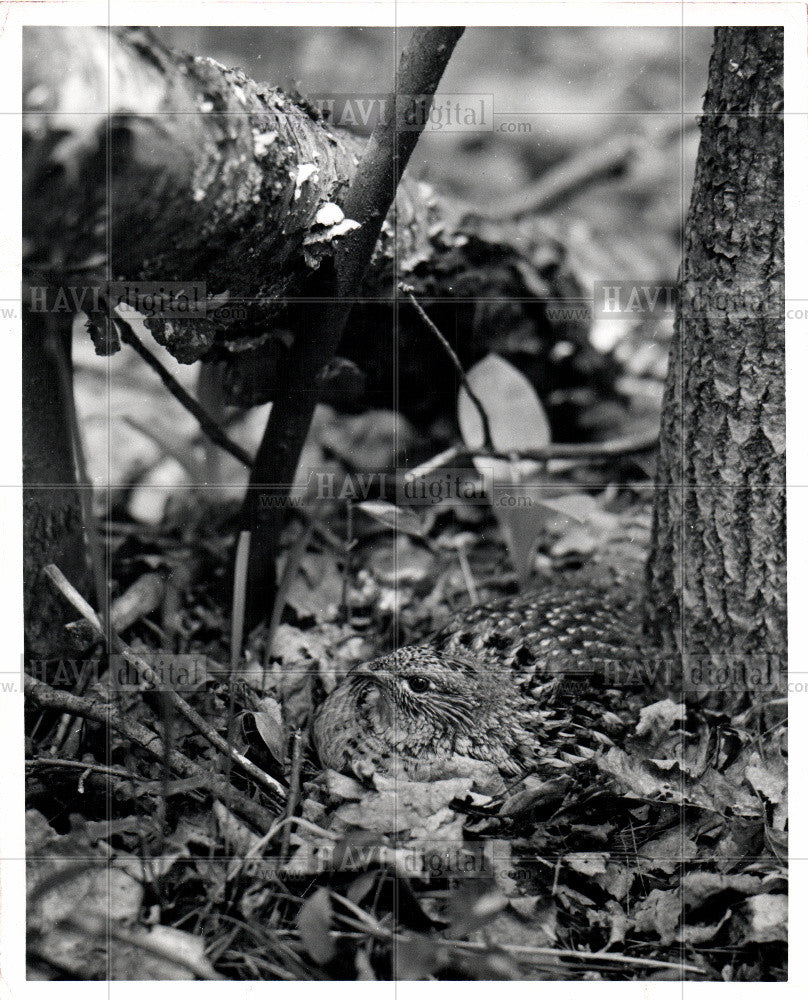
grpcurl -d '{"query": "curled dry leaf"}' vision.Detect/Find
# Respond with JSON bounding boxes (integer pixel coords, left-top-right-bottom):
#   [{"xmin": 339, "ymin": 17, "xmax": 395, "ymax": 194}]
[
  {"xmin": 297, "ymin": 888, "xmax": 336, "ymax": 965},
  {"xmin": 457, "ymin": 353, "xmax": 555, "ymax": 583}
]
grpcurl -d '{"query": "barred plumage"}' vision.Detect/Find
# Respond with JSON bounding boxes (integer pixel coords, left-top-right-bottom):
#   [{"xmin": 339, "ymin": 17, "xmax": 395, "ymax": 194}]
[{"xmin": 313, "ymin": 583, "xmax": 651, "ymax": 779}]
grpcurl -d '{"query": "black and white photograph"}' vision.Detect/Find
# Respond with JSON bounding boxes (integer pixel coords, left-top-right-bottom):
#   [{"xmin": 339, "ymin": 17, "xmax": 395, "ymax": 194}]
[{"xmin": 4, "ymin": 4, "xmax": 797, "ymax": 985}]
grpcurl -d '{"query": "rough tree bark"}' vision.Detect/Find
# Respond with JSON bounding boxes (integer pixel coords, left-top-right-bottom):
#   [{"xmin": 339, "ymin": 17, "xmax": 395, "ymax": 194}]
[{"xmin": 645, "ymin": 27, "xmax": 785, "ymax": 694}]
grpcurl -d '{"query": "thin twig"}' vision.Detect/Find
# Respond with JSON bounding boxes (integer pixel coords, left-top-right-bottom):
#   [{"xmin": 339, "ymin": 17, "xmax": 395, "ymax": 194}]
[
  {"xmin": 26, "ymin": 757, "xmax": 211, "ymax": 797},
  {"xmin": 402, "ymin": 285, "xmax": 493, "ymax": 449},
  {"xmin": 318, "ymin": 430, "xmax": 658, "ymax": 488},
  {"xmin": 455, "ymin": 543, "xmax": 479, "ymax": 605},
  {"xmin": 340, "ymin": 500, "xmax": 354, "ymax": 623},
  {"xmin": 404, "ymin": 445, "xmax": 462, "ymax": 481},
  {"xmin": 230, "ymin": 530, "xmax": 251, "ymax": 673},
  {"xmin": 403, "ymin": 429, "xmax": 659, "ymax": 484},
  {"xmin": 26, "ymin": 757, "xmax": 140, "ymax": 781},
  {"xmin": 472, "ymin": 429, "xmax": 659, "ymax": 461},
  {"xmin": 44, "ymin": 319, "xmax": 108, "ymax": 633},
  {"xmin": 435, "ymin": 938, "xmax": 705, "ymax": 975},
  {"xmin": 226, "ymin": 530, "xmax": 251, "ymax": 785},
  {"xmin": 24, "ymin": 675, "xmax": 277, "ymax": 830},
  {"xmin": 115, "ymin": 315, "xmax": 254, "ymax": 468},
  {"xmin": 42, "ymin": 318, "xmax": 110, "ymax": 755},
  {"xmin": 260, "ymin": 815, "xmax": 340, "ymax": 848},
  {"xmin": 280, "ymin": 730, "xmax": 304, "ymax": 862},
  {"xmin": 327, "ymin": 898, "xmax": 705, "ymax": 976},
  {"xmin": 42, "ymin": 562, "xmax": 286, "ymax": 808}
]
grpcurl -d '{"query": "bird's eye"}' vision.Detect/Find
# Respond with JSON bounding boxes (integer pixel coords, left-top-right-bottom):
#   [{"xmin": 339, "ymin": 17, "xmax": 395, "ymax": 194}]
[{"xmin": 405, "ymin": 675, "xmax": 431, "ymax": 694}]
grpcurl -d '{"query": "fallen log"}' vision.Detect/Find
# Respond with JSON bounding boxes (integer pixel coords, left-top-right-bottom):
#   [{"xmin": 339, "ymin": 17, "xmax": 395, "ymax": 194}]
[{"xmin": 23, "ymin": 25, "xmax": 619, "ymax": 435}]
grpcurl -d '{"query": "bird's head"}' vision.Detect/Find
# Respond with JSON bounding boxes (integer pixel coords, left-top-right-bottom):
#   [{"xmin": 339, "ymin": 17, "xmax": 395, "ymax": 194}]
[{"xmin": 312, "ymin": 644, "xmax": 539, "ymax": 777}]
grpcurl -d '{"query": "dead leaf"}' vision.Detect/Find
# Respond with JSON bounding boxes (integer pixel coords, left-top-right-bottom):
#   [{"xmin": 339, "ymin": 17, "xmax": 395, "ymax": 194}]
[
  {"xmin": 745, "ymin": 753, "xmax": 786, "ymax": 805},
  {"xmin": 598, "ymin": 747, "xmax": 683, "ymax": 801},
  {"xmin": 639, "ymin": 829, "xmax": 698, "ymax": 874},
  {"xmin": 598, "ymin": 864, "xmax": 633, "ymax": 901},
  {"xmin": 393, "ymin": 935, "xmax": 442, "ymax": 980},
  {"xmin": 110, "ymin": 925, "xmax": 218, "ymax": 979},
  {"xmin": 632, "ymin": 888, "xmax": 682, "ymax": 946},
  {"xmin": 250, "ymin": 697, "xmax": 287, "ymax": 763},
  {"xmin": 603, "ymin": 900, "xmax": 629, "ymax": 945},
  {"xmin": 358, "ymin": 499, "xmax": 430, "ymax": 538},
  {"xmin": 446, "ymin": 882, "xmax": 509, "ymax": 936},
  {"xmin": 368, "ymin": 534, "xmax": 435, "ymax": 586},
  {"xmin": 271, "ymin": 623, "xmax": 328, "ymax": 664},
  {"xmin": 683, "ymin": 871, "xmax": 763, "ymax": 907},
  {"xmin": 743, "ymin": 894, "xmax": 787, "ymax": 943},
  {"xmin": 297, "ymin": 888, "xmax": 336, "ymax": 965},
  {"xmin": 458, "ymin": 353, "xmax": 551, "ymax": 454},
  {"xmin": 566, "ymin": 853, "xmax": 608, "ymax": 877},
  {"xmin": 333, "ymin": 776, "xmax": 475, "ymax": 835},
  {"xmin": 457, "ymin": 353, "xmax": 554, "ymax": 584},
  {"xmin": 635, "ymin": 699, "xmax": 684, "ymax": 739},
  {"xmin": 285, "ymin": 552, "xmax": 344, "ymax": 621},
  {"xmin": 212, "ymin": 802, "xmax": 261, "ymax": 856}
]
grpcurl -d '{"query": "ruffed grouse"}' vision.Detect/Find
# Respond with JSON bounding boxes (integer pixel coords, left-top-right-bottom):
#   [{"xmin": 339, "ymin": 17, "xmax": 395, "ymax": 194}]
[{"xmin": 313, "ymin": 584, "xmax": 651, "ymax": 779}]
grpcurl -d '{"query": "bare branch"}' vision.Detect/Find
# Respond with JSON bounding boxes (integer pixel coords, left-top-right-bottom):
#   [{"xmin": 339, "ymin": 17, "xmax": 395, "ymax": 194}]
[
  {"xmin": 116, "ymin": 317, "xmax": 254, "ymax": 468},
  {"xmin": 240, "ymin": 27, "xmax": 465, "ymax": 625},
  {"xmin": 24, "ymin": 674, "xmax": 277, "ymax": 830},
  {"xmin": 43, "ymin": 562, "xmax": 286, "ymax": 807},
  {"xmin": 402, "ymin": 285, "xmax": 494, "ymax": 450}
]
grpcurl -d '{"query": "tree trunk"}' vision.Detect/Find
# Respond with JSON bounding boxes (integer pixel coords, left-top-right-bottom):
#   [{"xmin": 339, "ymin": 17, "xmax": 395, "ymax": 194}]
[
  {"xmin": 23, "ymin": 310, "xmax": 88, "ymax": 655},
  {"xmin": 645, "ymin": 27, "xmax": 785, "ymax": 695}
]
